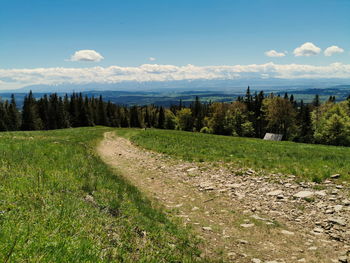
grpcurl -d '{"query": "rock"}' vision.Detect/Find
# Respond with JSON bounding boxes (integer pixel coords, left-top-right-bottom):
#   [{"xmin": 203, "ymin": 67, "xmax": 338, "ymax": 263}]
[
  {"xmin": 293, "ymin": 190, "xmax": 314, "ymax": 199},
  {"xmin": 330, "ymin": 174, "xmax": 341, "ymax": 179},
  {"xmin": 191, "ymin": 206, "xmax": 199, "ymax": 211},
  {"xmin": 240, "ymin": 223, "xmax": 255, "ymax": 228},
  {"xmin": 328, "ymin": 217, "xmax": 346, "ymax": 226},
  {"xmin": 267, "ymin": 190, "xmax": 283, "ymax": 196},
  {"xmin": 251, "ymin": 259, "xmax": 261, "ymax": 263},
  {"xmin": 202, "ymin": 226, "xmax": 212, "ymax": 231},
  {"xmin": 238, "ymin": 239, "xmax": 248, "ymax": 244},
  {"xmin": 331, "ymin": 189, "xmax": 339, "ymax": 195},
  {"xmin": 325, "ymin": 209, "xmax": 334, "ymax": 214},
  {"xmin": 246, "ymin": 169, "xmax": 255, "ymax": 175},
  {"xmin": 281, "ymin": 230, "xmax": 295, "ymax": 235},
  {"xmin": 342, "ymin": 199, "xmax": 350, "ymax": 206},
  {"xmin": 277, "ymin": 194, "xmax": 284, "ymax": 199},
  {"xmin": 226, "ymin": 183, "xmax": 241, "ymax": 189},
  {"xmin": 297, "ymin": 259, "xmax": 306, "ymax": 262},
  {"xmin": 334, "ymin": 205, "xmax": 343, "ymax": 212},
  {"xmin": 251, "ymin": 214, "xmax": 267, "ymax": 221},
  {"xmin": 315, "ymin": 190, "xmax": 327, "ymax": 197},
  {"xmin": 284, "ymin": 183, "xmax": 292, "ymax": 188},
  {"xmin": 313, "ymin": 227, "xmax": 324, "ymax": 233},
  {"xmin": 308, "ymin": 246, "xmax": 317, "ymax": 250},
  {"xmin": 338, "ymin": 255, "xmax": 348, "ymax": 263},
  {"xmin": 187, "ymin": 167, "xmax": 198, "ymax": 173}
]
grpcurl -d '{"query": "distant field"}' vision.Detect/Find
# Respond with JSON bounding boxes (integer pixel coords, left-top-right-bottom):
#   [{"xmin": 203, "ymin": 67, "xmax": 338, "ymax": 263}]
[
  {"xmin": 0, "ymin": 127, "xmax": 202, "ymax": 262},
  {"xmin": 125, "ymin": 129, "xmax": 350, "ymax": 182}
]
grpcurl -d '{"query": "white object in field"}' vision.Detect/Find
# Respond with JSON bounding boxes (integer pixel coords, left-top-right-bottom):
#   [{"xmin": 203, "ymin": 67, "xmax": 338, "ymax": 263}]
[{"xmin": 263, "ymin": 133, "xmax": 283, "ymax": 141}]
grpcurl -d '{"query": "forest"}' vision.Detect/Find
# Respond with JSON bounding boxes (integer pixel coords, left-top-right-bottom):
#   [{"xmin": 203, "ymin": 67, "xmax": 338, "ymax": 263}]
[{"xmin": 0, "ymin": 87, "xmax": 350, "ymax": 146}]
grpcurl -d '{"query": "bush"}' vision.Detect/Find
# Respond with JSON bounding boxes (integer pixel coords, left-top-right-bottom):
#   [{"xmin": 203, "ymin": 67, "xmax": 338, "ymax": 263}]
[{"xmin": 200, "ymin": 126, "xmax": 212, "ymax": 134}]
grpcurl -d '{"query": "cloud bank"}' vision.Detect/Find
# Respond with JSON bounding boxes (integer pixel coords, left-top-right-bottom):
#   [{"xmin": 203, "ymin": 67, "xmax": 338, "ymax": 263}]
[
  {"xmin": 70, "ymin": 50, "xmax": 104, "ymax": 62},
  {"xmin": 293, "ymin": 42, "xmax": 321, "ymax": 57},
  {"xmin": 265, "ymin": 50, "xmax": 286, "ymax": 57},
  {"xmin": 1, "ymin": 62, "xmax": 350, "ymax": 90},
  {"xmin": 324, "ymin": 45, "xmax": 344, "ymax": 56}
]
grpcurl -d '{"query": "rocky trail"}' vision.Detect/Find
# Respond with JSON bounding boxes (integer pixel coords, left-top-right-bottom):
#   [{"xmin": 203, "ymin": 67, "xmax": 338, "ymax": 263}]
[{"xmin": 97, "ymin": 132, "xmax": 350, "ymax": 263}]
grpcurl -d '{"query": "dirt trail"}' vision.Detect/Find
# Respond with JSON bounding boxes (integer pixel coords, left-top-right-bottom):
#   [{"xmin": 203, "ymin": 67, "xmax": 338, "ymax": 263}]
[{"xmin": 97, "ymin": 132, "xmax": 350, "ymax": 263}]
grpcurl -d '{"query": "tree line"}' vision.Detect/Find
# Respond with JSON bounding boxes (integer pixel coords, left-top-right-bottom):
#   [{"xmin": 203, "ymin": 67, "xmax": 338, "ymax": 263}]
[{"xmin": 1, "ymin": 89, "xmax": 350, "ymax": 146}]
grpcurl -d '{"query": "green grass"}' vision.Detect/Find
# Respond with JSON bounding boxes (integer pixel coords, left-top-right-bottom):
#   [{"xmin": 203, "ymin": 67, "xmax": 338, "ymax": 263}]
[
  {"xmin": 127, "ymin": 129, "xmax": 350, "ymax": 182},
  {"xmin": 0, "ymin": 127, "xmax": 204, "ymax": 262}
]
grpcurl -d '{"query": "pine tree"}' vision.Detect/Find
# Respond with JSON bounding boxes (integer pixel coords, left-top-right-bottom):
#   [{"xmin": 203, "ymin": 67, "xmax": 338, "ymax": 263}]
[
  {"xmin": 37, "ymin": 95, "xmax": 50, "ymax": 130},
  {"xmin": 0, "ymin": 100, "xmax": 9, "ymax": 131},
  {"xmin": 97, "ymin": 95, "xmax": 108, "ymax": 125},
  {"xmin": 313, "ymin": 94, "xmax": 320, "ymax": 107},
  {"xmin": 244, "ymin": 86, "xmax": 253, "ymax": 111},
  {"xmin": 57, "ymin": 97, "xmax": 70, "ymax": 128},
  {"xmin": 8, "ymin": 94, "xmax": 20, "ymax": 131},
  {"xmin": 69, "ymin": 93, "xmax": 79, "ymax": 127},
  {"xmin": 21, "ymin": 91, "xmax": 42, "ymax": 130},
  {"xmin": 144, "ymin": 107, "xmax": 151, "ymax": 127},
  {"xmin": 129, "ymin": 106, "xmax": 141, "ymax": 127},
  {"xmin": 157, "ymin": 106, "xmax": 165, "ymax": 129}
]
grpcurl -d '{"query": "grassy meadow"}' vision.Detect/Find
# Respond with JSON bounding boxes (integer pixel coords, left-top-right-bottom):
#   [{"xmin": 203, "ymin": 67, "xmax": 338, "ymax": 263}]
[
  {"xmin": 0, "ymin": 127, "xmax": 203, "ymax": 262},
  {"xmin": 126, "ymin": 129, "xmax": 350, "ymax": 182}
]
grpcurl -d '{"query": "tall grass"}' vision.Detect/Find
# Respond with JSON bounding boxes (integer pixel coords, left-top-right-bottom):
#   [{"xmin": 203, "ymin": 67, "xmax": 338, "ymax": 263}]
[
  {"xmin": 129, "ymin": 129, "xmax": 350, "ymax": 182},
  {"xmin": 0, "ymin": 127, "xmax": 203, "ymax": 262}
]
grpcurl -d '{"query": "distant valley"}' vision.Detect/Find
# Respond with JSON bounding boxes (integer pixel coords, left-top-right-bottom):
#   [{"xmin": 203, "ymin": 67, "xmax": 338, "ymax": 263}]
[{"xmin": 1, "ymin": 84, "xmax": 349, "ymax": 107}]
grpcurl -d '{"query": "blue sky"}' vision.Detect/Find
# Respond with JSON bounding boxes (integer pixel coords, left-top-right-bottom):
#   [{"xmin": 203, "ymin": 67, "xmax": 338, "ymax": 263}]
[{"xmin": 0, "ymin": 0, "xmax": 349, "ymax": 89}]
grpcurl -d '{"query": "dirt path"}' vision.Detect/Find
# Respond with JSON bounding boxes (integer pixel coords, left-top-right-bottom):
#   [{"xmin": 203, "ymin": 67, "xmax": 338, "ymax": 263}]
[{"xmin": 97, "ymin": 132, "xmax": 350, "ymax": 263}]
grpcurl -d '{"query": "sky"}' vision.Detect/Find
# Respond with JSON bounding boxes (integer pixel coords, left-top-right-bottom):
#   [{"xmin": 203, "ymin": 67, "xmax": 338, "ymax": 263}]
[{"xmin": 0, "ymin": 0, "xmax": 350, "ymax": 90}]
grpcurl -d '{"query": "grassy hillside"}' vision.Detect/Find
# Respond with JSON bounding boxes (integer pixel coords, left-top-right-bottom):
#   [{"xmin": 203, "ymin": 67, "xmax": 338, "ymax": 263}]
[
  {"xmin": 0, "ymin": 127, "xmax": 203, "ymax": 262},
  {"xmin": 126, "ymin": 129, "xmax": 350, "ymax": 182}
]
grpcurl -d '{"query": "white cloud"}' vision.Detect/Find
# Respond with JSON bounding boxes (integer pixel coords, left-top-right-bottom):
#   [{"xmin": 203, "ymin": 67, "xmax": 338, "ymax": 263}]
[
  {"xmin": 149, "ymin": 57, "xmax": 156, "ymax": 61},
  {"xmin": 1, "ymin": 62, "xmax": 350, "ymax": 89},
  {"xmin": 265, "ymin": 50, "xmax": 286, "ymax": 57},
  {"xmin": 293, "ymin": 42, "xmax": 321, "ymax": 57},
  {"xmin": 324, "ymin": 45, "xmax": 344, "ymax": 56},
  {"xmin": 70, "ymin": 49, "xmax": 104, "ymax": 62}
]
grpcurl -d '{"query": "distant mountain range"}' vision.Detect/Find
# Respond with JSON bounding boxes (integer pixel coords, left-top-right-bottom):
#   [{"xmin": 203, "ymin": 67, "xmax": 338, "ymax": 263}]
[{"xmin": 2, "ymin": 78, "xmax": 350, "ymax": 94}]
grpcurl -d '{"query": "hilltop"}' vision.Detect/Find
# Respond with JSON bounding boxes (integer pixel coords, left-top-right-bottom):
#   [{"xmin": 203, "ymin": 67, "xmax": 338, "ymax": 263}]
[{"xmin": 1, "ymin": 127, "xmax": 350, "ymax": 262}]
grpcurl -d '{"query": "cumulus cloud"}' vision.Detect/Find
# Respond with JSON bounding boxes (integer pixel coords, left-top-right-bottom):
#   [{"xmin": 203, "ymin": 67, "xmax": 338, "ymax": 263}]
[
  {"xmin": 293, "ymin": 42, "xmax": 321, "ymax": 57},
  {"xmin": 149, "ymin": 57, "xmax": 156, "ymax": 61},
  {"xmin": 324, "ymin": 45, "xmax": 344, "ymax": 56},
  {"xmin": 1, "ymin": 63, "xmax": 350, "ymax": 89},
  {"xmin": 265, "ymin": 50, "xmax": 286, "ymax": 57},
  {"xmin": 70, "ymin": 49, "xmax": 104, "ymax": 62}
]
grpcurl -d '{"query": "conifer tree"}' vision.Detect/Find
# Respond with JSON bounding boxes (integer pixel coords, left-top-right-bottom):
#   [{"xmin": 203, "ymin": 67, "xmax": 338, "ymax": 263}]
[
  {"xmin": 313, "ymin": 94, "xmax": 320, "ymax": 107},
  {"xmin": 97, "ymin": 95, "xmax": 108, "ymax": 125},
  {"xmin": 0, "ymin": 101, "xmax": 9, "ymax": 131},
  {"xmin": 8, "ymin": 94, "xmax": 20, "ymax": 131},
  {"xmin": 157, "ymin": 106, "xmax": 165, "ymax": 129},
  {"xmin": 21, "ymin": 91, "xmax": 42, "ymax": 130}
]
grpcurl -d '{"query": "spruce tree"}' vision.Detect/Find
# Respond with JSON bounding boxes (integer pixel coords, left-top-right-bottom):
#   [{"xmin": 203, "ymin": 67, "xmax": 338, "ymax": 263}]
[
  {"xmin": 157, "ymin": 106, "xmax": 165, "ymax": 129},
  {"xmin": 313, "ymin": 94, "xmax": 320, "ymax": 107},
  {"xmin": 8, "ymin": 94, "xmax": 20, "ymax": 131},
  {"xmin": 97, "ymin": 95, "xmax": 108, "ymax": 125},
  {"xmin": 0, "ymin": 101, "xmax": 9, "ymax": 131}
]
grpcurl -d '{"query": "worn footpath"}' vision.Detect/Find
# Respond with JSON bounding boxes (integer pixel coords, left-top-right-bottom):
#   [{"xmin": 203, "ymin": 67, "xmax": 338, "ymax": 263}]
[{"xmin": 97, "ymin": 132, "xmax": 350, "ymax": 263}]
